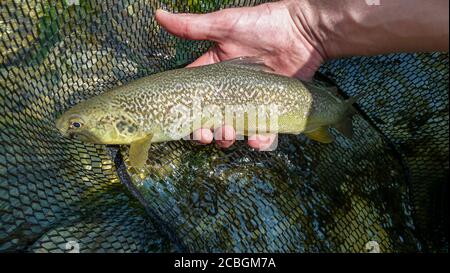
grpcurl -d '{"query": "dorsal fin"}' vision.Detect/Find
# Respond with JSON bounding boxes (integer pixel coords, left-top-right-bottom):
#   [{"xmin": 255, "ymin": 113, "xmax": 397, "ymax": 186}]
[{"xmin": 220, "ymin": 56, "xmax": 275, "ymax": 73}]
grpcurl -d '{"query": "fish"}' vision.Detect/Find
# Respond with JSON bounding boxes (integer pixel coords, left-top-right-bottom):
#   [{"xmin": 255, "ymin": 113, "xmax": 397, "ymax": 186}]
[{"xmin": 55, "ymin": 57, "xmax": 357, "ymax": 168}]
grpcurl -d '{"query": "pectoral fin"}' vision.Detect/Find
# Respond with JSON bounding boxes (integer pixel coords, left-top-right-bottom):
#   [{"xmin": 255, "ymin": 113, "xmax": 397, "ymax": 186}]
[
  {"xmin": 304, "ymin": 127, "xmax": 334, "ymax": 144},
  {"xmin": 129, "ymin": 134, "xmax": 153, "ymax": 169}
]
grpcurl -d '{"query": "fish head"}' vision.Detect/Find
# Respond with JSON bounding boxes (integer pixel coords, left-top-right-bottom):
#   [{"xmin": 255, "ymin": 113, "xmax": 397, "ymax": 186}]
[{"xmin": 55, "ymin": 97, "xmax": 141, "ymax": 145}]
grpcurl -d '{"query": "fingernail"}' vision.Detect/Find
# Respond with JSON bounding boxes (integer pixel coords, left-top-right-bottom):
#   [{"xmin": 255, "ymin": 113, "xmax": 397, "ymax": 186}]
[{"xmin": 156, "ymin": 9, "xmax": 172, "ymax": 16}]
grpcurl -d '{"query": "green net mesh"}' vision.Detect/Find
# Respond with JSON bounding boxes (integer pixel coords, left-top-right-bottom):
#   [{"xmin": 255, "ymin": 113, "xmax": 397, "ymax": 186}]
[{"xmin": 0, "ymin": 0, "xmax": 448, "ymax": 253}]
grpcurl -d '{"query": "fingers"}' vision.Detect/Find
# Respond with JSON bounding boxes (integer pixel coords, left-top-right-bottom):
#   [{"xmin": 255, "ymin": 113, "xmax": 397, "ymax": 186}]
[
  {"xmin": 214, "ymin": 125, "xmax": 236, "ymax": 148},
  {"xmin": 247, "ymin": 134, "xmax": 277, "ymax": 151},
  {"xmin": 186, "ymin": 49, "xmax": 219, "ymax": 68},
  {"xmin": 192, "ymin": 126, "xmax": 278, "ymax": 151},
  {"xmin": 192, "ymin": 126, "xmax": 235, "ymax": 148},
  {"xmin": 192, "ymin": 128, "xmax": 214, "ymax": 144},
  {"xmin": 156, "ymin": 9, "xmax": 225, "ymax": 41}
]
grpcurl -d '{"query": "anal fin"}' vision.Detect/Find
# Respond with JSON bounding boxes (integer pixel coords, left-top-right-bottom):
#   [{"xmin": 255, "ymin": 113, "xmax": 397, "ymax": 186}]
[
  {"xmin": 304, "ymin": 127, "xmax": 334, "ymax": 144},
  {"xmin": 335, "ymin": 118, "xmax": 354, "ymax": 139},
  {"xmin": 129, "ymin": 134, "xmax": 153, "ymax": 169}
]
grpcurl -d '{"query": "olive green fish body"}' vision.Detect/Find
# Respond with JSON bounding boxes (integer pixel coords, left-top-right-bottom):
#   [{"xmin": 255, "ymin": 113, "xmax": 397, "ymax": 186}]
[{"xmin": 56, "ymin": 57, "xmax": 354, "ymax": 167}]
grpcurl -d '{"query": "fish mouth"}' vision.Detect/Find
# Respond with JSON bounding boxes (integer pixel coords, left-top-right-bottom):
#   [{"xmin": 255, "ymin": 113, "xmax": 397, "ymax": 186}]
[
  {"xmin": 55, "ymin": 117, "xmax": 67, "ymax": 136},
  {"xmin": 68, "ymin": 131, "xmax": 101, "ymax": 144}
]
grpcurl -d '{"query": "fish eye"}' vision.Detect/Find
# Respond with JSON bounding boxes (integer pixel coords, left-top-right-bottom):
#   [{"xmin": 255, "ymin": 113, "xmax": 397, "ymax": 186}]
[{"xmin": 70, "ymin": 121, "xmax": 82, "ymax": 129}]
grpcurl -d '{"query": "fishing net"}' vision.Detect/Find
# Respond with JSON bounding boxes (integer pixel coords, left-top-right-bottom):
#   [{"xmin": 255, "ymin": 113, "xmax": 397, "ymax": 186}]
[{"xmin": 0, "ymin": 0, "xmax": 447, "ymax": 253}]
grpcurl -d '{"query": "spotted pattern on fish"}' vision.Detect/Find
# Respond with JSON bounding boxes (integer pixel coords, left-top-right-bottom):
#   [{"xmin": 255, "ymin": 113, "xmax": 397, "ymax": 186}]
[{"xmin": 56, "ymin": 58, "xmax": 350, "ymax": 145}]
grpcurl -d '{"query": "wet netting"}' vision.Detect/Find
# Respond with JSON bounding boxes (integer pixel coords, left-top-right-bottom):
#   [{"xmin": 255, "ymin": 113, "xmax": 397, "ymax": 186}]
[{"xmin": 0, "ymin": 0, "xmax": 447, "ymax": 253}]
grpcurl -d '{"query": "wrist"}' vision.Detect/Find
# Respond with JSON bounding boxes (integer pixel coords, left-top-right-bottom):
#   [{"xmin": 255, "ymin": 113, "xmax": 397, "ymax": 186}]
[
  {"xmin": 271, "ymin": 0, "xmax": 327, "ymax": 78},
  {"xmin": 285, "ymin": 0, "xmax": 396, "ymax": 60},
  {"xmin": 286, "ymin": 0, "xmax": 449, "ymax": 60},
  {"xmin": 283, "ymin": 0, "xmax": 330, "ymax": 61}
]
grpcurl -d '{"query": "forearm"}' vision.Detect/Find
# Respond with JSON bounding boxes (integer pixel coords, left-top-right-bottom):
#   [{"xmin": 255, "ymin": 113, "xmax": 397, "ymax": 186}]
[{"xmin": 287, "ymin": 0, "xmax": 449, "ymax": 60}]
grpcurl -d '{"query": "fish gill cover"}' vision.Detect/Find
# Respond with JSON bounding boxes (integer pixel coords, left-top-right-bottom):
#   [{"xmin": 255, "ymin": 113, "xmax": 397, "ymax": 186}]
[{"xmin": 0, "ymin": 0, "xmax": 448, "ymax": 252}]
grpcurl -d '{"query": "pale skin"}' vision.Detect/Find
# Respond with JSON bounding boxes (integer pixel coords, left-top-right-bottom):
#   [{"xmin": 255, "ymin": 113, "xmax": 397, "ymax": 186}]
[{"xmin": 155, "ymin": 0, "xmax": 449, "ymax": 150}]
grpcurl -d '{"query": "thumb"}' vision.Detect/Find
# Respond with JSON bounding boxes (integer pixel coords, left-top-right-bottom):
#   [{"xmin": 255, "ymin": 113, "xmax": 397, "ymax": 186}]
[
  {"xmin": 155, "ymin": 9, "xmax": 227, "ymax": 41},
  {"xmin": 186, "ymin": 48, "xmax": 220, "ymax": 67}
]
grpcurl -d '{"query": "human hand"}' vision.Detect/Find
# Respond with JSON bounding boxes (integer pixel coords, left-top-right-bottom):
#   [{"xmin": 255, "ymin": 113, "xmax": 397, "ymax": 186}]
[{"xmin": 155, "ymin": 0, "xmax": 326, "ymax": 150}]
